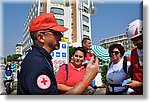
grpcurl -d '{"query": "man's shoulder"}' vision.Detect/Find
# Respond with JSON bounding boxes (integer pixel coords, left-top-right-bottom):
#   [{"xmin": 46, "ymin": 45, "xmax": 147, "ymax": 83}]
[
  {"xmin": 132, "ymin": 47, "xmax": 137, "ymax": 51},
  {"xmin": 25, "ymin": 50, "xmax": 44, "ymax": 60},
  {"xmin": 22, "ymin": 51, "xmax": 46, "ymax": 68}
]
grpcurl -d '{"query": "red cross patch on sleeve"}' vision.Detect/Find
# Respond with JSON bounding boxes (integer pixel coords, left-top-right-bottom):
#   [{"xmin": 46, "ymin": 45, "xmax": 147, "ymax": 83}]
[{"xmin": 36, "ymin": 75, "xmax": 51, "ymax": 90}]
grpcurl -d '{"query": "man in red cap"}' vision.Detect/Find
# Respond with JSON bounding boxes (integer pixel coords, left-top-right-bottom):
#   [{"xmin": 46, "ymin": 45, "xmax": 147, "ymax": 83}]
[{"xmin": 17, "ymin": 13, "xmax": 99, "ymax": 95}]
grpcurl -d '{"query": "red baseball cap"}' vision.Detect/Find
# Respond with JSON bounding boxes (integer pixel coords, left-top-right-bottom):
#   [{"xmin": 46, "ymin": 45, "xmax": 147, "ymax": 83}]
[{"xmin": 29, "ymin": 13, "xmax": 68, "ymax": 32}]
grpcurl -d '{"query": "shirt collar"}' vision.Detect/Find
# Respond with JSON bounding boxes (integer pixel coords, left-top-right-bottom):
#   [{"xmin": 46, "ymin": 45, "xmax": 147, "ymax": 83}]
[
  {"xmin": 32, "ymin": 45, "xmax": 52, "ymax": 60},
  {"xmin": 69, "ymin": 63, "xmax": 85, "ymax": 71}
]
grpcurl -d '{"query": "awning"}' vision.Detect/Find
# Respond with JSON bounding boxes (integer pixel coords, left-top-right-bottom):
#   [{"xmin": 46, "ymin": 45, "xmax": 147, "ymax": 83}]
[{"xmin": 92, "ymin": 45, "xmax": 110, "ymax": 61}]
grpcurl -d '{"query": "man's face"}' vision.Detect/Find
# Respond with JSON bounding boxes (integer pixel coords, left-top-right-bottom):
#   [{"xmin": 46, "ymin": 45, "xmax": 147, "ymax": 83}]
[
  {"xmin": 131, "ymin": 36, "xmax": 143, "ymax": 49},
  {"xmin": 41, "ymin": 30, "xmax": 63, "ymax": 51},
  {"xmin": 83, "ymin": 40, "xmax": 92, "ymax": 50},
  {"xmin": 51, "ymin": 31, "xmax": 63, "ymax": 50}
]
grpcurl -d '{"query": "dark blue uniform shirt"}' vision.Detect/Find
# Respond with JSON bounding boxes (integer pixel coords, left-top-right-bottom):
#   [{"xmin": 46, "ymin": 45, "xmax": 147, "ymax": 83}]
[{"xmin": 17, "ymin": 45, "xmax": 59, "ymax": 95}]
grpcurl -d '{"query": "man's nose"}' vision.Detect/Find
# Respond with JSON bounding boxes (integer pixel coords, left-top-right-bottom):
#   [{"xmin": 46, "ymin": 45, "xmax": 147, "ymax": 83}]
[{"xmin": 57, "ymin": 36, "xmax": 62, "ymax": 41}]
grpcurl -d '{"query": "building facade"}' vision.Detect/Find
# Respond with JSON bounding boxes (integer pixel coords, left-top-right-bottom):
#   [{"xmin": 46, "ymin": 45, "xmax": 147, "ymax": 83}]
[
  {"xmin": 99, "ymin": 33, "xmax": 134, "ymax": 51},
  {"xmin": 22, "ymin": 0, "xmax": 92, "ymax": 56},
  {"xmin": 15, "ymin": 42, "xmax": 23, "ymax": 55}
]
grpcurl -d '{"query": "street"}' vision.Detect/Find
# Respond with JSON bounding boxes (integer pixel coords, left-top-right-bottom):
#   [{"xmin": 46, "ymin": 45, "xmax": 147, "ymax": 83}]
[
  {"xmin": 1, "ymin": 68, "xmax": 106, "ymax": 95},
  {"xmin": 0, "ymin": 79, "xmax": 17, "ymax": 95},
  {"xmin": 0, "ymin": 84, "xmax": 106, "ymax": 95}
]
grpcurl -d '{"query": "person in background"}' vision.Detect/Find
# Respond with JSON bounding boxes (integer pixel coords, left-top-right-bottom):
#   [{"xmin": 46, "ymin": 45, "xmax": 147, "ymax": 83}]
[
  {"xmin": 82, "ymin": 38, "xmax": 95, "ymax": 64},
  {"xmin": 125, "ymin": 19, "xmax": 143, "ymax": 95},
  {"xmin": 4, "ymin": 61, "xmax": 13, "ymax": 78},
  {"xmin": 106, "ymin": 43, "xmax": 131, "ymax": 95},
  {"xmin": 4, "ymin": 61, "xmax": 13, "ymax": 87},
  {"xmin": 56, "ymin": 47, "xmax": 95, "ymax": 94},
  {"xmin": 5, "ymin": 62, "xmax": 12, "ymax": 71},
  {"xmin": 17, "ymin": 13, "xmax": 99, "ymax": 95},
  {"xmin": 82, "ymin": 38, "xmax": 97, "ymax": 89}
]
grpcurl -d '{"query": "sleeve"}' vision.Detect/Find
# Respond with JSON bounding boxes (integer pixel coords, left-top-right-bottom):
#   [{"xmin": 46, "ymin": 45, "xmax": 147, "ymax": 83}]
[
  {"xmin": 56, "ymin": 65, "xmax": 66, "ymax": 84},
  {"xmin": 127, "ymin": 61, "xmax": 131, "ymax": 73},
  {"xmin": 24, "ymin": 58, "xmax": 58, "ymax": 95},
  {"xmin": 91, "ymin": 53, "xmax": 95, "ymax": 57}
]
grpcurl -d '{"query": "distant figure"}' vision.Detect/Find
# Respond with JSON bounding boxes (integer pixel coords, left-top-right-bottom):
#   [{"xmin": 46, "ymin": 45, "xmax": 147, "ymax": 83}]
[
  {"xmin": 82, "ymin": 38, "xmax": 95, "ymax": 65},
  {"xmin": 4, "ymin": 62, "xmax": 12, "ymax": 77}
]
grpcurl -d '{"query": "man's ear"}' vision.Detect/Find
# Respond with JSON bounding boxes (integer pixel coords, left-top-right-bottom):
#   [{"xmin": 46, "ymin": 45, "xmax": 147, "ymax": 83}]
[
  {"xmin": 83, "ymin": 43, "xmax": 85, "ymax": 47},
  {"xmin": 36, "ymin": 33, "xmax": 45, "ymax": 43}
]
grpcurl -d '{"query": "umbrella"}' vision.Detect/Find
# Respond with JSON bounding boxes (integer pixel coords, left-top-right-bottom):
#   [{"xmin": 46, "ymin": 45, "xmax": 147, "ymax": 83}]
[
  {"xmin": 124, "ymin": 50, "xmax": 131, "ymax": 56},
  {"xmin": 92, "ymin": 45, "xmax": 110, "ymax": 61}
]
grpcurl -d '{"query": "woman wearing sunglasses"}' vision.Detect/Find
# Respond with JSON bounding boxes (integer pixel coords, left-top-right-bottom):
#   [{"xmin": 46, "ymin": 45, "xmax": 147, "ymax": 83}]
[{"xmin": 106, "ymin": 43, "xmax": 131, "ymax": 95}]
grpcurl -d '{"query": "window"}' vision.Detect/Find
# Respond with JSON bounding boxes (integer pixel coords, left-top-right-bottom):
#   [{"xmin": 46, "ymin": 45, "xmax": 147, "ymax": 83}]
[
  {"xmin": 83, "ymin": 35, "xmax": 89, "ymax": 39},
  {"xmin": 83, "ymin": 0, "xmax": 88, "ymax": 5},
  {"xmin": 83, "ymin": 6, "xmax": 89, "ymax": 13},
  {"xmin": 82, "ymin": 15, "xmax": 89, "ymax": 23},
  {"xmin": 119, "ymin": 36, "xmax": 123, "ymax": 39},
  {"xmin": 51, "ymin": 0, "xmax": 63, "ymax": 5},
  {"xmin": 50, "ymin": 7, "xmax": 64, "ymax": 15},
  {"xmin": 83, "ymin": 25, "xmax": 89, "ymax": 32},
  {"xmin": 40, "ymin": 2, "xmax": 44, "ymax": 11},
  {"xmin": 56, "ymin": 19, "xmax": 64, "ymax": 26},
  {"xmin": 65, "ymin": 0, "xmax": 70, "ymax": 7},
  {"xmin": 40, "ymin": 11, "xmax": 44, "ymax": 14}
]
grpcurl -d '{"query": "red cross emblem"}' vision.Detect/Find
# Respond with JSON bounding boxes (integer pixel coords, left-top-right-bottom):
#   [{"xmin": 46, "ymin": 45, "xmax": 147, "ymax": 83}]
[{"xmin": 37, "ymin": 75, "xmax": 51, "ymax": 89}]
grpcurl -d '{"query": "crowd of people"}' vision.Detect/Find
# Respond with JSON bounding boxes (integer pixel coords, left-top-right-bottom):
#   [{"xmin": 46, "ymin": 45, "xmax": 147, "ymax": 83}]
[{"xmin": 15, "ymin": 13, "xmax": 143, "ymax": 95}]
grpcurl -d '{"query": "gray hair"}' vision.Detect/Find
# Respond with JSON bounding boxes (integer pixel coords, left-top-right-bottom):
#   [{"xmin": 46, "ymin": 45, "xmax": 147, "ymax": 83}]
[{"xmin": 30, "ymin": 32, "xmax": 38, "ymax": 45}]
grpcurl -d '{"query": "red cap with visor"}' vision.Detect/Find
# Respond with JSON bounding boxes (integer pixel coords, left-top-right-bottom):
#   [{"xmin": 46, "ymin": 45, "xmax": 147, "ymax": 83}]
[{"xmin": 29, "ymin": 13, "xmax": 68, "ymax": 32}]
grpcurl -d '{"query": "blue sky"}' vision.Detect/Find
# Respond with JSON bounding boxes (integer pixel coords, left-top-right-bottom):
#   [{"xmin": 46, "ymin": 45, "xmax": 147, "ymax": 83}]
[
  {"xmin": 1, "ymin": 0, "xmax": 142, "ymax": 57},
  {"xmin": 91, "ymin": 1, "xmax": 142, "ymax": 45},
  {"xmin": 3, "ymin": 2, "xmax": 32, "ymax": 57}
]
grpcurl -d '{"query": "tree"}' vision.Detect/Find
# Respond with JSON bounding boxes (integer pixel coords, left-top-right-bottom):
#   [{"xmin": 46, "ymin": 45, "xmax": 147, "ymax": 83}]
[
  {"xmin": 69, "ymin": 46, "xmax": 75, "ymax": 62},
  {"xmin": 101, "ymin": 64, "xmax": 108, "ymax": 84},
  {"xmin": 11, "ymin": 54, "xmax": 22, "ymax": 61},
  {"xmin": 7, "ymin": 55, "xmax": 12, "ymax": 62},
  {"xmin": 6, "ymin": 54, "xmax": 22, "ymax": 62}
]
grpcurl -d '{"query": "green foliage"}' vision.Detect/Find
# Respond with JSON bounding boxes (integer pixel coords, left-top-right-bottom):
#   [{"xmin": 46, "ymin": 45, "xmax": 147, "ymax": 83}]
[
  {"xmin": 69, "ymin": 46, "xmax": 75, "ymax": 62},
  {"xmin": 101, "ymin": 64, "xmax": 108, "ymax": 84},
  {"xmin": 7, "ymin": 54, "xmax": 22, "ymax": 62},
  {"xmin": 7, "ymin": 55, "xmax": 12, "ymax": 62}
]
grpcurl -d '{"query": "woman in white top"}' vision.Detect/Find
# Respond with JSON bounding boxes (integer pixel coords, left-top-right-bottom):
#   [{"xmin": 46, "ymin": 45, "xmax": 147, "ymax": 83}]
[{"xmin": 106, "ymin": 43, "xmax": 131, "ymax": 95}]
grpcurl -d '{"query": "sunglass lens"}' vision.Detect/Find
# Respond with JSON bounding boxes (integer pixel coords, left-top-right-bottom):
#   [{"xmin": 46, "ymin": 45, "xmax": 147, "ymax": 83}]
[
  {"xmin": 111, "ymin": 51, "xmax": 120, "ymax": 55},
  {"xmin": 114, "ymin": 51, "xmax": 119, "ymax": 54}
]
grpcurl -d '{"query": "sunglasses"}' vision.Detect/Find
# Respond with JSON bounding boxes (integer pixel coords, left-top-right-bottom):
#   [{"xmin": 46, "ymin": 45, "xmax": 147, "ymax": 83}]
[
  {"xmin": 110, "ymin": 51, "xmax": 120, "ymax": 55},
  {"xmin": 39, "ymin": 29, "xmax": 63, "ymax": 37}
]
